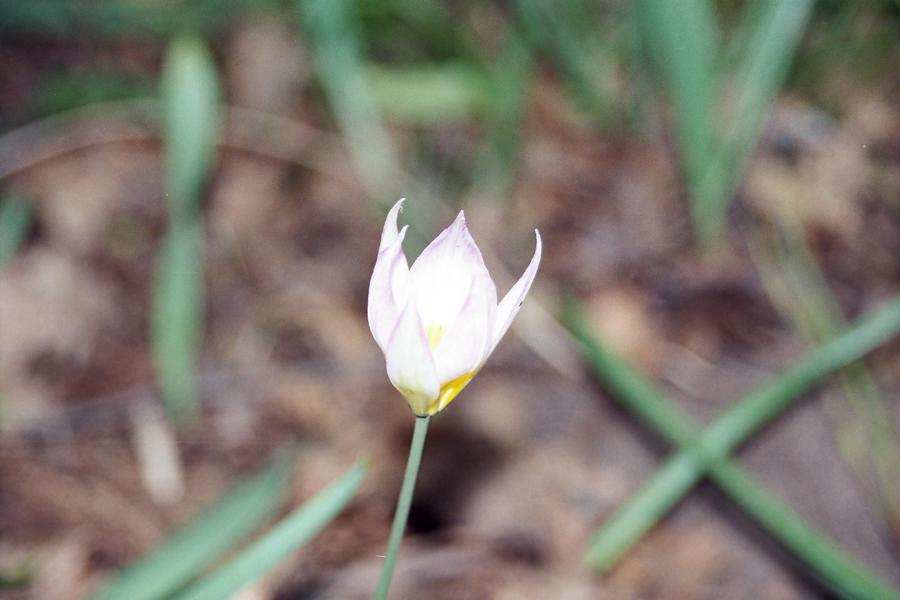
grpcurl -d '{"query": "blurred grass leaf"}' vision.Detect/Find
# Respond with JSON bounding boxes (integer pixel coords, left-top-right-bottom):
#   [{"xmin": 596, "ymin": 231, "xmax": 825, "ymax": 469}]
[
  {"xmin": 474, "ymin": 30, "xmax": 534, "ymax": 194},
  {"xmin": 636, "ymin": 0, "xmax": 813, "ymax": 246},
  {"xmin": 702, "ymin": 0, "xmax": 814, "ymax": 239},
  {"xmin": 152, "ymin": 222, "xmax": 204, "ymax": 422},
  {"xmin": 90, "ymin": 453, "xmax": 295, "ymax": 600},
  {"xmin": 368, "ymin": 63, "xmax": 489, "ymax": 124},
  {"xmin": 563, "ymin": 295, "xmax": 900, "ymax": 600},
  {"xmin": 298, "ymin": 0, "xmax": 441, "ymax": 254},
  {"xmin": 635, "ymin": 0, "xmax": 719, "ymax": 240},
  {"xmin": 0, "ymin": 194, "xmax": 32, "ymax": 266},
  {"xmin": 750, "ymin": 222, "xmax": 900, "ymax": 530},
  {"xmin": 162, "ymin": 34, "xmax": 221, "ymax": 217},
  {"xmin": 173, "ymin": 460, "xmax": 367, "ymax": 600},
  {"xmin": 515, "ymin": 0, "xmax": 613, "ymax": 123},
  {"xmin": 153, "ymin": 34, "xmax": 220, "ymax": 422},
  {"xmin": 299, "ymin": 0, "xmax": 399, "ymax": 199}
]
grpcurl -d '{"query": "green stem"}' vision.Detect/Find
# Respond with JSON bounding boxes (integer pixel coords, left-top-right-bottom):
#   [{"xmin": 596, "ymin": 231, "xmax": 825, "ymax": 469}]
[{"xmin": 374, "ymin": 416, "xmax": 430, "ymax": 600}]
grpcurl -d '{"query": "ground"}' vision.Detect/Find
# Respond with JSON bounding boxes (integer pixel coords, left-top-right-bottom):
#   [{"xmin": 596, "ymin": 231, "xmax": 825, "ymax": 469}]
[{"xmin": 1, "ymin": 15, "xmax": 899, "ymax": 600}]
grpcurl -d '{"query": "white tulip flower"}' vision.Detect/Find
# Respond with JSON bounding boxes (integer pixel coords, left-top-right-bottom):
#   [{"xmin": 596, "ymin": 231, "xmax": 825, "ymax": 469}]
[{"xmin": 368, "ymin": 199, "xmax": 541, "ymax": 416}]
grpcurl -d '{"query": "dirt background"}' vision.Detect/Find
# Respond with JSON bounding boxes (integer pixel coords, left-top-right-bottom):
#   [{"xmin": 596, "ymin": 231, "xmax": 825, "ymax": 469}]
[{"xmin": 1, "ymin": 11, "xmax": 899, "ymax": 600}]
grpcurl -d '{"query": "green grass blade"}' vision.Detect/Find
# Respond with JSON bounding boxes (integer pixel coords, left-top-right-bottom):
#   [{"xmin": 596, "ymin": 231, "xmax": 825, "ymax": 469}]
[
  {"xmin": 154, "ymin": 34, "xmax": 220, "ymax": 421},
  {"xmin": 173, "ymin": 461, "xmax": 367, "ymax": 600},
  {"xmin": 701, "ymin": 0, "xmax": 814, "ymax": 238},
  {"xmin": 713, "ymin": 459, "xmax": 900, "ymax": 600},
  {"xmin": 90, "ymin": 453, "xmax": 295, "ymax": 600},
  {"xmin": 704, "ymin": 297, "xmax": 900, "ymax": 452},
  {"xmin": 635, "ymin": 0, "xmax": 812, "ymax": 246},
  {"xmin": 565, "ymin": 297, "xmax": 900, "ymax": 463},
  {"xmin": 367, "ymin": 63, "xmax": 489, "ymax": 124},
  {"xmin": 563, "ymin": 297, "xmax": 900, "ymax": 599},
  {"xmin": 636, "ymin": 0, "xmax": 718, "ymax": 222},
  {"xmin": 474, "ymin": 29, "xmax": 534, "ymax": 194},
  {"xmin": 162, "ymin": 34, "xmax": 221, "ymax": 218},
  {"xmin": 151, "ymin": 222, "xmax": 204, "ymax": 421},
  {"xmin": 751, "ymin": 225, "xmax": 900, "ymax": 528},
  {"xmin": 584, "ymin": 450, "xmax": 699, "ymax": 571},
  {"xmin": 0, "ymin": 194, "xmax": 32, "ymax": 266},
  {"xmin": 514, "ymin": 0, "xmax": 612, "ymax": 122},
  {"xmin": 588, "ymin": 443, "xmax": 900, "ymax": 599},
  {"xmin": 725, "ymin": 0, "xmax": 813, "ymax": 163},
  {"xmin": 298, "ymin": 0, "xmax": 400, "ymax": 198}
]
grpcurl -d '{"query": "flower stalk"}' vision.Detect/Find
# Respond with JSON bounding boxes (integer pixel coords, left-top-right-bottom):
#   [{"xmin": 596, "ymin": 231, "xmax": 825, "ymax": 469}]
[{"xmin": 374, "ymin": 416, "xmax": 431, "ymax": 600}]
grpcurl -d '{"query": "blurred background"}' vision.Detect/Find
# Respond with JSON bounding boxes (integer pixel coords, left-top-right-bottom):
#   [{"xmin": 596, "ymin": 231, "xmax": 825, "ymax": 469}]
[{"xmin": 1, "ymin": 1, "xmax": 899, "ymax": 598}]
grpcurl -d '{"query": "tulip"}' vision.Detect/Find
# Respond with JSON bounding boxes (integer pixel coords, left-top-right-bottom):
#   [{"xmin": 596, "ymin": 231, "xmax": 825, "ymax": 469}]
[
  {"xmin": 368, "ymin": 198, "xmax": 542, "ymax": 416},
  {"xmin": 369, "ymin": 199, "xmax": 541, "ymax": 600}
]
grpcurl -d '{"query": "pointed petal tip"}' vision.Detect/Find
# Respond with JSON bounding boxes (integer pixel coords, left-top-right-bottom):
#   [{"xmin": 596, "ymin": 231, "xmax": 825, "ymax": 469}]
[
  {"xmin": 488, "ymin": 229, "xmax": 542, "ymax": 353},
  {"xmin": 454, "ymin": 210, "xmax": 471, "ymax": 235},
  {"xmin": 380, "ymin": 199, "xmax": 408, "ymax": 251},
  {"xmin": 388, "ymin": 198, "xmax": 405, "ymax": 220}
]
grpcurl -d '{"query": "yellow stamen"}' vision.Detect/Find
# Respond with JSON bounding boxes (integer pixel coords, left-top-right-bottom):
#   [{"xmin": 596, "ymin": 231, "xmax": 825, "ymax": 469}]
[
  {"xmin": 426, "ymin": 371, "xmax": 476, "ymax": 415},
  {"xmin": 425, "ymin": 324, "xmax": 448, "ymax": 349}
]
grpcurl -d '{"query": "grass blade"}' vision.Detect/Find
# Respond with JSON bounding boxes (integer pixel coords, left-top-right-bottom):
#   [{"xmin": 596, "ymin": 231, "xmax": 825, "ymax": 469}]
[
  {"xmin": 173, "ymin": 461, "xmax": 367, "ymax": 600},
  {"xmin": 636, "ymin": 0, "xmax": 718, "ymax": 232},
  {"xmin": 750, "ymin": 222, "xmax": 900, "ymax": 531},
  {"xmin": 636, "ymin": 0, "xmax": 812, "ymax": 245},
  {"xmin": 0, "ymin": 194, "xmax": 32, "ymax": 266},
  {"xmin": 367, "ymin": 63, "xmax": 489, "ymax": 124},
  {"xmin": 474, "ymin": 29, "xmax": 534, "ymax": 195},
  {"xmin": 701, "ymin": 0, "xmax": 814, "ymax": 238},
  {"xmin": 153, "ymin": 34, "xmax": 220, "ymax": 421},
  {"xmin": 152, "ymin": 222, "xmax": 204, "ymax": 421},
  {"xmin": 713, "ymin": 458, "xmax": 900, "ymax": 600},
  {"xmin": 161, "ymin": 34, "xmax": 221, "ymax": 218},
  {"xmin": 514, "ymin": 0, "xmax": 612, "ymax": 122},
  {"xmin": 90, "ymin": 453, "xmax": 295, "ymax": 600},
  {"xmin": 298, "ymin": 0, "xmax": 400, "ymax": 199},
  {"xmin": 563, "ymin": 296, "xmax": 900, "ymax": 599},
  {"xmin": 724, "ymin": 0, "xmax": 814, "ymax": 164}
]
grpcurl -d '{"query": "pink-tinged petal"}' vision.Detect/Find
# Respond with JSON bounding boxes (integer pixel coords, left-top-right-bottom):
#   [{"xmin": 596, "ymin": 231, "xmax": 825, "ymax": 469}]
[
  {"xmin": 385, "ymin": 295, "xmax": 440, "ymax": 416},
  {"xmin": 367, "ymin": 225, "xmax": 409, "ymax": 352},
  {"xmin": 379, "ymin": 198, "xmax": 405, "ymax": 251},
  {"xmin": 409, "ymin": 210, "xmax": 497, "ymax": 331},
  {"xmin": 490, "ymin": 230, "xmax": 542, "ymax": 353},
  {"xmin": 431, "ymin": 267, "xmax": 496, "ymax": 385}
]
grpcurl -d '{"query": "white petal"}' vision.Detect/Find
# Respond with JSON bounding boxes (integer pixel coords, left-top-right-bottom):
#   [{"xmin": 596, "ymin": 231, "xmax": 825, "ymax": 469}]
[
  {"xmin": 368, "ymin": 225, "xmax": 409, "ymax": 352},
  {"xmin": 491, "ymin": 230, "xmax": 542, "ymax": 353},
  {"xmin": 385, "ymin": 295, "xmax": 440, "ymax": 416},
  {"xmin": 431, "ymin": 267, "xmax": 496, "ymax": 384},
  {"xmin": 409, "ymin": 210, "xmax": 497, "ymax": 332},
  {"xmin": 379, "ymin": 198, "xmax": 405, "ymax": 251}
]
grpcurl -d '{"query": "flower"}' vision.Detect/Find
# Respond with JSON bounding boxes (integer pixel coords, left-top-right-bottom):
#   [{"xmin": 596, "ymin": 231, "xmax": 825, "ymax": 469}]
[{"xmin": 368, "ymin": 199, "xmax": 542, "ymax": 416}]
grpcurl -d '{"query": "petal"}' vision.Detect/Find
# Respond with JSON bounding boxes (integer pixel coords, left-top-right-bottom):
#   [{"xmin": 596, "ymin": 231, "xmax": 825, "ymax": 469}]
[
  {"xmin": 409, "ymin": 210, "xmax": 497, "ymax": 332},
  {"xmin": 431, "ymin": 266, "xmax": 496, "ymax": 385},
  {"xmin": 379, "ymin": 198, "xmax": 405, "ymax": 251},
  {"xmin": 490, "ymin": 230, "xmax": 542, "ymax": 353},
  {"xmin": 385, "ymin": 295, "xmax": 440, "ymax": 416},
  {"xmin": 368, "ymin": 225, "xmax": 409, "ymax": 352}
]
